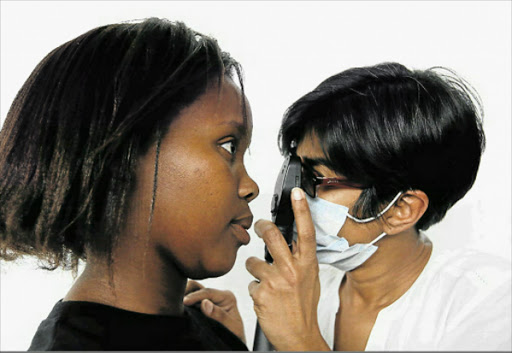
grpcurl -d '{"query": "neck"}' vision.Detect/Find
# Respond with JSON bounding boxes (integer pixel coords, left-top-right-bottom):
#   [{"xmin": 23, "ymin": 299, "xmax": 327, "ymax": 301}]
[
  {"xmin": 64, "ymin": 241, "xmax": 187, "ymax": 316},
  {"xmin": 341, "ymin": 228, "xmax": 432, "ymax": 309}
]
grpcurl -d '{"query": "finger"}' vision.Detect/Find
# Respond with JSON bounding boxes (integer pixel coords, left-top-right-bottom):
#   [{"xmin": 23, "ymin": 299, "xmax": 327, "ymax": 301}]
[
  {"xmin": 201, "ymin": 299, "xmax": 246, "ymax": 344},
  {"xmin": 291, "ymin": 239, "xmax": 298, "ymax": 254},
  {"xmin": 291, "ymin": 187, "xmax": 316, "ymax": 261},
  {"xmin": 248, "ymin": 280, "xmax": 260, "ymax": 298},
  {"xmin": 200, "ymin": 300, "xmax": 231, "ymax": 325},
  {"xmin": 248, "ymin": 280, "xmax": 266, "ymax": 313},
  {"xmin": 184, "ymin": 280, "xmax": 204, "ymax": 295},
  {"xmin": 245, "ymin": 256, "xmax": 272, "ymax": 280},
  {"xmin": 201, "ymin": 298, "xmax": 214, "ymax": 315},
  {"xmin": 183, "ymin": 287, "xmax": 232, "ymax": 306},
  {"xmin": 254, "ymin": 219, "xmax": 293, "ymax": 265}
]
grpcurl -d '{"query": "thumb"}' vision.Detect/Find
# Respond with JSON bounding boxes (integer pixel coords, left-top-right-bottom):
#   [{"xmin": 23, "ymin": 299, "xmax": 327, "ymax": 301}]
[
  {"xmin": 201, "ymin": 299, "xmax": 246, "ymax": 344},
  {"xmin": 201, "ymin": 299, "xmax": 222, "ymax": 321},
  {"xmin": 201, "ymin": 299, "xmax": 226, "ymax": 321}
]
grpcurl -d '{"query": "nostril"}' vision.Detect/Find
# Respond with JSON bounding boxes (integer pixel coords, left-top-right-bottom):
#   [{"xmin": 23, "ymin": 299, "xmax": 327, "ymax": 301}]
[
  {"xmin": 240, "ymin": 174, "xmax": 259, "ymax": 202},
  {"xmin": 249, "ymin": 183, "xmax": 260, "ymax": 202},
  {"xmin": 245, "ymin": 186, "xmax": 259, "ymax": 202}
]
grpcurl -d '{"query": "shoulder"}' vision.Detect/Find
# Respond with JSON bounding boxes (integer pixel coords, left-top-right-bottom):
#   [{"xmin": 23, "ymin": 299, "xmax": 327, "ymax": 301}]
[
  {"xmin": 417, "ymin": 245, "xmax": 511, "ymax": 311},
  {"xmin": 426, "ymin": 246, "xmax": 511, "ymax": 291},
  {"xmin": 376, "ymin": 246, "xmax": 511, "ymax": 350},
  {"xmin": 423, "ymin": 247, "xmax": 512, "ymax": 349},
  {"xmin": 29, "ymin": 300, "xmax": 248, "ymax": 351},
  {"xmin": 418, "ymin": 246, "xmax": 511, "ymax": 332},
  {"xmin": 185, "ymin": 306, "xmax": 248, "ymax": 351},
  {"xmin": 28, "ymin": 300, "xmax": 106, "ymax": 351}
]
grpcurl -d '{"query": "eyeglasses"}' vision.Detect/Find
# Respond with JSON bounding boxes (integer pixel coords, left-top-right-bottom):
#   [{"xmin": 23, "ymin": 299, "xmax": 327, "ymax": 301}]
[{"xmin": 301, "ymin": 165, "xmax": 365, "ymax": 198}]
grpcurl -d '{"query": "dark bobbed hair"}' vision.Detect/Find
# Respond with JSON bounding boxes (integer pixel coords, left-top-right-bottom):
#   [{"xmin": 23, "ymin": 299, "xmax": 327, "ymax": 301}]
[
  {"xmin": 0, "ymin": 18, "xmax": 243, "ymax": 270},
  {"xmin": 280, "ymin": 62, "xmax": 485, "ymax": 231}
]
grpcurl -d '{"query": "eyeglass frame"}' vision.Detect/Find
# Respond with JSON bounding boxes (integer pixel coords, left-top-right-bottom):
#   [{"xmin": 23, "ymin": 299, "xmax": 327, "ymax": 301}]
[{"xmin": 300, "ymin": 165, "xmax": 366, "ymax": 198}]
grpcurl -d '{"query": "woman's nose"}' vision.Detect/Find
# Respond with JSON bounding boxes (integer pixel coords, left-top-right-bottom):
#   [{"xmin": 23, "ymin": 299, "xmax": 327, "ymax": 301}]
[{"xmin": 239, "ymin": 168, "xmax": 259, "ymax": 202}]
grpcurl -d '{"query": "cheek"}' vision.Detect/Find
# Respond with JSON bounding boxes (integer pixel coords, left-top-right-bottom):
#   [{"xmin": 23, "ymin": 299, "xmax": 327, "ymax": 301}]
[
  {"xmin": 337, "ymin": 221, "xmax": 359, "ymax": 242},
  {"xmin": 149, "ymin": 150, "xmax": 240, "ymax": 272},
  {"xmin": 158, "ymin": 152, "xmax": 235, "ymax": 209},
  {"xmin": 319, "ymin": 188, "xmax": 362, "ymax": 208},
  {"xmin": 155, "ymin": 163, "xmax": 233, "ymax": 235}
]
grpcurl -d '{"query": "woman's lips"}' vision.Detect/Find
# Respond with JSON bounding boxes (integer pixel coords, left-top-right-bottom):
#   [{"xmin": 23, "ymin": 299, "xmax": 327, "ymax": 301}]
[{"xmin": 230, "ymin": 223, "xmax": 251, "ymax": 245}]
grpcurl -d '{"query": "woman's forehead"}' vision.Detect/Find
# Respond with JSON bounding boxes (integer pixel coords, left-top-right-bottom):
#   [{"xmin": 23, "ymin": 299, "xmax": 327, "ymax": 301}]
[
  {"xmin": 207, "ymin": 78, "xmax": 250, "ymax": 125},
  {"xmin": 161, "ymin": 77, "xmax": 252, "ymax": 143},
  {"xmin": 215, "ymin": 78, "xmax": 252, "ymax": 139}
]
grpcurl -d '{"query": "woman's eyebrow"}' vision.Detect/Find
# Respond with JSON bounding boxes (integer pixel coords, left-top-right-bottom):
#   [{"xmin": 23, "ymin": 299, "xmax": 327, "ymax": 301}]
[{"xmin": 218, "ymin": 121, "xmax": 248, "ymax": 136}]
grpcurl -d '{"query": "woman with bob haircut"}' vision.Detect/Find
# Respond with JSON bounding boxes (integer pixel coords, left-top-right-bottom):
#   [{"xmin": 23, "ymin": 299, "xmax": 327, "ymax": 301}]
[
  {"xmin": 0, "ymin": 17, "xmax": 258, "ymax": 350},
  {"xmin": 188, "ymin": 63, "xmax": 511, "ymax": 350}
]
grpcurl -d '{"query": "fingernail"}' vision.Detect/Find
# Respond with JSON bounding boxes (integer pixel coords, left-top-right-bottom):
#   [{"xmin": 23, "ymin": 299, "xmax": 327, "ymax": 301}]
[
  {"xmin": 292, "ymin": 187, "xmax": 304, "ymax": 200},
  {"xmin": 254, "ymin": 220, "xmax": 273, "ymax": 236},
  {"xmin": 183, "ymin": 295, "xmax": 190, "ymax": 304},
  {"xmin": 203, "ymin": 299, "xmax": 213, "ymax": 315}
]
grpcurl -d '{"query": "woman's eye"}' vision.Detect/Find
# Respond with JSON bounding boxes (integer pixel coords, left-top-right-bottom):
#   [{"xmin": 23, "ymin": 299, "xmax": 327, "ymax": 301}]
[
  {"xmin": 220, "ymin": 140, "xmax": 237, "ymax": 155},
  {"xmin": 322, "ymin": 185, "xmax": 338, "ymax": 190}
]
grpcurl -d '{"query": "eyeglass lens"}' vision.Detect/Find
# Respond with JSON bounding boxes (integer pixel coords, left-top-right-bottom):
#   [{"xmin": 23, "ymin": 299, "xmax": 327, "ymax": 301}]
[{"xmin": 301, "ymin": 166, "xmax": 316, "ymax": 197}]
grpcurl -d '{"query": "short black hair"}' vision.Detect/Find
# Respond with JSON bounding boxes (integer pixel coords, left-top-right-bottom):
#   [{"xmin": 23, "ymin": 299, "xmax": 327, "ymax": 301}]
[
  {"xmin": 0, "ymin": 18, "xmax": 243, "ymax": 270},
  {"xmin": 280, "ymin": 62, "xmax": 485, "ymax": 230}
]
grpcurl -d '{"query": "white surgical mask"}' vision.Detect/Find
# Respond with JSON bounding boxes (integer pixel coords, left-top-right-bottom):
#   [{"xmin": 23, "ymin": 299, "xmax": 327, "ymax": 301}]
[{"xmin": 293, "ymin": 192, "xmax": 402, "ymax": 272}]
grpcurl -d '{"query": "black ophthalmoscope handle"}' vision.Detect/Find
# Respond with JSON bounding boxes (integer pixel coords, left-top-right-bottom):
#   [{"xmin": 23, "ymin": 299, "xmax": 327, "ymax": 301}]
[
  {"xmin": 253, "ymin": 154, "xmax": 301, "ymax": 351},
  {"xmin": 253, "ymin": 320, "xmax": 273, "ymax": 351}
]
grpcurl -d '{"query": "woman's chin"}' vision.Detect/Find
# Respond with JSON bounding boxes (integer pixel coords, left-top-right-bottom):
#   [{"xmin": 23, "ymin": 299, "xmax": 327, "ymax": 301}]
[{"xmin": 187, "ymin": 257, "xmax": 237, "ymax": 280}]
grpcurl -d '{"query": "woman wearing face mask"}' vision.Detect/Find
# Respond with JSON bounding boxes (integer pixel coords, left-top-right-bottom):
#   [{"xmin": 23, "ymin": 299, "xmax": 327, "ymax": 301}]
[
  {"xmin": 0, "ymin": 18, "xmax": 258, "ymax": 350},
  {"xmin": 189, "ymin": 63, "xmax": 511, "ymax": 351}
]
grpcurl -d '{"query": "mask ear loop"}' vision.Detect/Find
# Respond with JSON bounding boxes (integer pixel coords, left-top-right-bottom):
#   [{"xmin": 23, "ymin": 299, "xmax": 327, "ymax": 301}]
[
  {"xmin": 347, "ymin": 191, "xmax": 403, "ymax": 224},
  {"xmin": 369, "ymin": 232, "xmax": 388, "ymax": 246}
]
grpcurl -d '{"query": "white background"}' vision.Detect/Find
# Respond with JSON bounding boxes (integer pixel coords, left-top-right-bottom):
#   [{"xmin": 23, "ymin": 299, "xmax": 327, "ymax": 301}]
[{"xmin": 1, "ymin": 1, "xmax": 510, "ymax": 350}]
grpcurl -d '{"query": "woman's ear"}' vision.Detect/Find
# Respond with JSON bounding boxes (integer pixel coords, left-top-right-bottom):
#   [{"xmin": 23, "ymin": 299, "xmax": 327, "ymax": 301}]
[{"xmin": 382, "ymin": 190, "xmax": 429, "ymax": 235}]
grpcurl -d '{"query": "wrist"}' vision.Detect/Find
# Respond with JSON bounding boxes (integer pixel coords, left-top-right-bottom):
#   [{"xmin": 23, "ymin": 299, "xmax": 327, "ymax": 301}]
[
  {"xmin": 297, "ymin": 336, "xmax": 331, "ymax": 351},
  {"xmin": 274, "ymin": 329, "xmax": 330, "ymax": 351}
]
